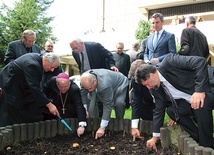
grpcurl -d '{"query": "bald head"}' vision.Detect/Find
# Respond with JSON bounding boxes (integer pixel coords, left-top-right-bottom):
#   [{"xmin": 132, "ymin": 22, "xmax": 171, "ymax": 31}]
[{"xmin": 80, "ymin": 72, "xmax": 97, "ymax": 92}]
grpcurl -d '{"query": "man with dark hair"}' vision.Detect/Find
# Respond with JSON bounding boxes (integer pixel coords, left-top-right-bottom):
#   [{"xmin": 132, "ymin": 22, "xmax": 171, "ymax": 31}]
[
  {"xmin": 178, "ymin": 16, "xmax": 209, "ymax": 58},
  {"xmin": 144, "ymin": 13, "xmax": 176, "ymax": 64},
  {"xmin": 135, "ymin": 53, "xmax": 214, "ymax": 148}
]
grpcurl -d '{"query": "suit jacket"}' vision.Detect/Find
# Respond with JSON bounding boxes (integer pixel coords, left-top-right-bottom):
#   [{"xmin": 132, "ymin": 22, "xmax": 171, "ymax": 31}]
[
  {"xmin": 42, "ymin": 77, "xmax": 86, "ymax": 122},
  {"xmin": 178, "ymin": 26, "xmax": 209, "ymax": 58},
  {"xmin": 81, "ymin": 69, "xmax": 128, "ymax": 121},
  {"xmin": 144, "ymin": 30, "xmax": 176, "ymax": 62},
  {"xmin": 131, "ymin": 78, "xmax": 155, "ymax": 121},
  {"xmin": 151, "ymin": 53, "xmax": 211, "ymax": 133},
  {"xmin": 0, "ymin": 53, "xmax": 50, "ymax": 109},
  {"xmin": 4, "ymin": 39, "xmax": 41, "ymax": 65},
  {"xmin": 72, "ymin": 42, "xmax": 115, "ymax": 72}
]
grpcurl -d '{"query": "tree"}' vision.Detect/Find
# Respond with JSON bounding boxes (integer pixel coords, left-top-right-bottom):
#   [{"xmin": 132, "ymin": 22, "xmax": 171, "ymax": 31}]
[
  {"xmin": 135, "ymin": 20, "xmax": 150, "ymax": 43},
  {"xmin": 0, "ymin": 0, "xmax": 56, "ymax": 67}
]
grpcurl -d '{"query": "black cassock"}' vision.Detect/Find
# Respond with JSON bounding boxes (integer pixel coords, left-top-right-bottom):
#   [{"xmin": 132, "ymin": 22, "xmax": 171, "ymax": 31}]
[
  {"xmin": 0, "ymin": 53, "xmax": 50, "ymax": 126},
  {"xmin": 42, "ymin": 77, "xmax": 86, "ymax": 123}
]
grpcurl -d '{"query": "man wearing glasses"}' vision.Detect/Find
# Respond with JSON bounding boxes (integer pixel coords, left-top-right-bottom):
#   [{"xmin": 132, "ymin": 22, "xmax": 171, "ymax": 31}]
[{"xmin": 4, "ymin": 29, "xmax": 41, "ymax": 65}]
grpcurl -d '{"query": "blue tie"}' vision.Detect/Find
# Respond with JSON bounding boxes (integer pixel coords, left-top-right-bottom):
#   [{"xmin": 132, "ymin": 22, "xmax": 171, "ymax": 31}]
[{"xmin": 153, "ymin": 32, "xmax": 159, "ymax": 48}]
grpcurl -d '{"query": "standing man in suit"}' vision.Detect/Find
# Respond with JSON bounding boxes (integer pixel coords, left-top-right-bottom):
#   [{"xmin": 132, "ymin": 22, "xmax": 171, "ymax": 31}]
[
  {"xmin": 0, "ymin": 53, "xmax": 61, "ymax": 126},
  {"xmin": 80, "ymin": 69, "xmax": 128, "ymax": 139},
  {"xmin": 69, "ymin": 38, "xmax": 118, "ymax": 74},
  {"xmin": 4, "ymin": 30, "xmax": 41, "ymax": 65},
  {"xmin": 144, "ymin": 13, "xmax": 176, "ymax": 64},
  {"xmin": 178, "ymin": 16, "xmax": 209, "ymax": 58},
  {"xmin": 135, "ymin": 53, "xmax": 214, "ymax": 148}
]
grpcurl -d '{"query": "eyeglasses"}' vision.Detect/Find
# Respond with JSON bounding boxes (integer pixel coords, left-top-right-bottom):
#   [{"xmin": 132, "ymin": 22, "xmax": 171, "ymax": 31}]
[
  {"xmin": 24, "ymin": 36, "xmax": 35, "ymax": 44},
  {"xmin": 46, "ymin": 45, "xmax": 53, "ymax": 48}
]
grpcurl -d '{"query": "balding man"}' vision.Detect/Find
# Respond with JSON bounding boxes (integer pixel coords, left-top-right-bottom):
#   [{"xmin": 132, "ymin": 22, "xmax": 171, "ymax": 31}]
[
  {"xmin": 4, "ymin": 30, "xmax": 41, "ymax": 65},
  {"xmin": 0, "ymin": 53, "xmax": 60, "ymax": 126},
  {"xmin": 80, "ymin": 69, "xmax": 128, "ymax": 139},
  {"xmin": 42, "ymin": 73, "xmax": 87, "ymax": 137}
]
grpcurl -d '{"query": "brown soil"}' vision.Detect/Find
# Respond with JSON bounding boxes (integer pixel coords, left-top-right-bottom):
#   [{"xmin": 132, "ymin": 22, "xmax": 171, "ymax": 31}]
[{"xmin": 0, "ymin": 131, "xmax": 178, "ymax": 155}]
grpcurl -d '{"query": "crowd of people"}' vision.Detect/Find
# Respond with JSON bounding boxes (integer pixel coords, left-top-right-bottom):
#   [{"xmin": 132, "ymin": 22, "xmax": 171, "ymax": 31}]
[{"xmin": 0, "ymin": 12, "xmax": 213, "ymax": 149}]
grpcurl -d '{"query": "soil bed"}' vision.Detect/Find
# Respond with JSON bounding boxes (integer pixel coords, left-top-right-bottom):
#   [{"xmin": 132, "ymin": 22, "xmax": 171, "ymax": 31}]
[{"xmin": 0, "ymin": 131, "xmax": 178, "ymax": 155}]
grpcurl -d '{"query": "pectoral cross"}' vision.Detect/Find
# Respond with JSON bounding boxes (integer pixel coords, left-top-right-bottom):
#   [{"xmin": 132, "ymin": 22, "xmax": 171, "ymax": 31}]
[{"xmin": 62, "ymin": 108, "xmax": 66, "ymax": 114}]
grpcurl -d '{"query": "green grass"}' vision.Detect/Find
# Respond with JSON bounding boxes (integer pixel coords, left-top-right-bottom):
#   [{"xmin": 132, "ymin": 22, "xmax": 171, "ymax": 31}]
[{"xmin": 111, "ymin": 108, "xmax": 214, "ymax": 124}]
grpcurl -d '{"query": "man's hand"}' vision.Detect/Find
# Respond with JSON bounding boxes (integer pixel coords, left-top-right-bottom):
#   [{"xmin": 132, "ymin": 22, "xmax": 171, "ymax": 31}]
[
  {"xmin": 95, "ymin": 127, "xmax": 105, "ymax": 139},
  {"xmin": 150, "ymin": 58, "xmax": 159, "ymax": 63},
  {"xmin": 167, "ymin": 119, "xmax": 176, "ymax": 126},
  {"xmin": 146, "ymin": 137, "xmax": 158, "ymax": 148},
  {"xmin": 77, "ymin": 126, "xmax": 85, "ymax": 137},
  {"xmin": 131, "ymin": 128, "xmax": 141, "ymax": 141},
  {"xmin": 190, "ymin": 92, "xmax": 205, "ymax": 109},
  {"xmin": 110, "ymin": 66, "xmax": 119, "ymax": 72},
  {"xmin": 46, "ymin": 102, "xmax": 59, "ymax": 116}
]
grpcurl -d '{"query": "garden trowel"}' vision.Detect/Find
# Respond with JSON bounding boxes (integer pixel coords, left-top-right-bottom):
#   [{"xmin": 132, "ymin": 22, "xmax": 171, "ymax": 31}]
[{"xmin": 57, "ymin": 115, "xmax": 72, "ymax": 131}]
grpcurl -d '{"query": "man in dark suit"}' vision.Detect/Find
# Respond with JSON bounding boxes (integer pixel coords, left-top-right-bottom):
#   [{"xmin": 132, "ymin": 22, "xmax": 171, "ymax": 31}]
[
  {"xmin": 178, "ymin": 16, "xmax": 209, "ymax": 58},
  {"xmin": 4, "ymin": 30, "xmax": 41, "ymax": 65},
  {"xmin": 135, "ymin": 53, "xmax": 214, "ymax": 148},
  {"xmin": 69, "ymin": 38, "xmax": 118, "ymax": 74},
  {"xmin": 0, "ymin": 53, "xmax": 60, "ymax": 126},
  {"xmin": 144, "ymin": 13, "xmax": 176, "ymax": 64}
]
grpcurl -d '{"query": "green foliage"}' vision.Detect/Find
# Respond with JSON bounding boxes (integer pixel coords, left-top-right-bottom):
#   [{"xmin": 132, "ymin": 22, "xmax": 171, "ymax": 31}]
[
  {"xmin": 0, "ymin": 0, "xmax": 57, "ymax": 66},
  {"xmin": 135, "ymin": 20, "xmax": 151, "ymax": 43}
]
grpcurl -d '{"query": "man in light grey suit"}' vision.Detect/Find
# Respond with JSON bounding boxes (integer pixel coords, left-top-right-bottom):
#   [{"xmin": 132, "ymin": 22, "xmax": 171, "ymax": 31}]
[
  {"xmin": 4, "ymin": 30, "xmax": 41, "ymax": 65},
  {"xmin": 144, "ymin": 13, "xmax": 176, "ymax": 64},
  {"xmin": 80, "ymin": 69, "xmax": 128, "ymax": 139}
]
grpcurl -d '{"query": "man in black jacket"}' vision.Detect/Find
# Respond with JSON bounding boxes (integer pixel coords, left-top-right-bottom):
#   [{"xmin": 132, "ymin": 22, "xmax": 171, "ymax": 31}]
[
  {"xmin": 0, "ymin": 53, "xmax": 60, "ymax": 126},
  {"xmin": 4, "ymin": 30, "xmax": 41, "ymax": 65},
  {"xmin": 135, "ymin": 53, "xmax": 214, "ymax": 148}
]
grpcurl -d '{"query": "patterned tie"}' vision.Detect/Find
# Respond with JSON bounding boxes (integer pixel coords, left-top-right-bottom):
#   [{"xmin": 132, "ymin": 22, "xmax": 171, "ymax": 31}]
[
  {"xmin": 160, "ymin": 82, "xmax": 180, "ymax": 121},
  {"xmin": 153, "ymin": 32, "xmax": 159, "ymax": 48}
]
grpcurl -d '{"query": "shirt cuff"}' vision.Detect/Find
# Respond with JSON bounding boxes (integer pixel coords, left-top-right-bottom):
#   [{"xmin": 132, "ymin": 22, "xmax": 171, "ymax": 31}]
[
  {"xmin": 153, "ymin": 132, "xmax": 160, "ymax": 137},
  {"xmin": 100, "ymin": 119, "xmax": 109, "ymax": 128},
  {"xmin": 79, "ymin": 121, "xmax": 87, "ymax": 127},
  {"xmin": 83, "ymin": 104, "xmax": 87, "ymax": 110},
  {"xmin": 131, "ymin": 119, "xmax": 139, "ymax": 128}
]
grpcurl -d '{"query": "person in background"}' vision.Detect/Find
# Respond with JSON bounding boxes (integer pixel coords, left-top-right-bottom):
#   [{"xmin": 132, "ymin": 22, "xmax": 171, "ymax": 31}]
[
  {"xmin": 179, "ymin": 15, "xmax": 185, "ymax": 24},
  {"xmin": 40, "ymin": 39, "xmax": 62, "ymax": 86},
  {"xmin": 0, "ymin": 53, "xmax": 60, "ymax": 126},
  {"xmin": 178, "ymin": 16, "xmax": 209, "ymax": 58},
  {"xmin": 113, "ymin": 42, "xmax": 131, "ymax": 109},
  {"xmin": 42, "ymin": 73, "xmax": 87, "ymax": 137},
  {"xmin": 138, "ymin": 27, "xmax": 155, "ymax": 60},
  {"xmin": 69, "ymin": 38, "xmax": 118, "ymax": 74},
  {"xmin": 80, "ymin": 69, "xmax": 128, "ymax": 139},
  {"xmin": 41, "ymin": 39, "xmax": 54, "ymax": 55},
  {"xmin": 128, "ymin": 59, "xmax": 155, "ymax": 141},
  {"xmin": 126, "ymin": 41, "xmax": 140, "ymax": 63},
  {"xmin": 4, "ymin": 30, "xmax": 41, "ymax": 65},
  {"xmin": 144, "ymin": 13, "xmax": 176, "ymax": 65},
  {"xmin": 135, "ymin": 53, "xmax": 214, "ymax": 148},
  {"xmin": 197, "ymin": 15, "xmax": 204, "ymax": 22}
]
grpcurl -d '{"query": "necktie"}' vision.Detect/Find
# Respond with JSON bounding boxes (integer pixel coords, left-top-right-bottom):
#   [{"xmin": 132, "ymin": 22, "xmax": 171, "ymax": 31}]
[
  {"xmin": 80, "ymin": 52, "xmax": 84, "ymax": 73},
  {"xmin": 153, "ymin": 32, "xmax": 159, "ymax": 48},
  {"xmin": 160, "ymin": 82, "xmax": 180, "ymax": 121}
]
